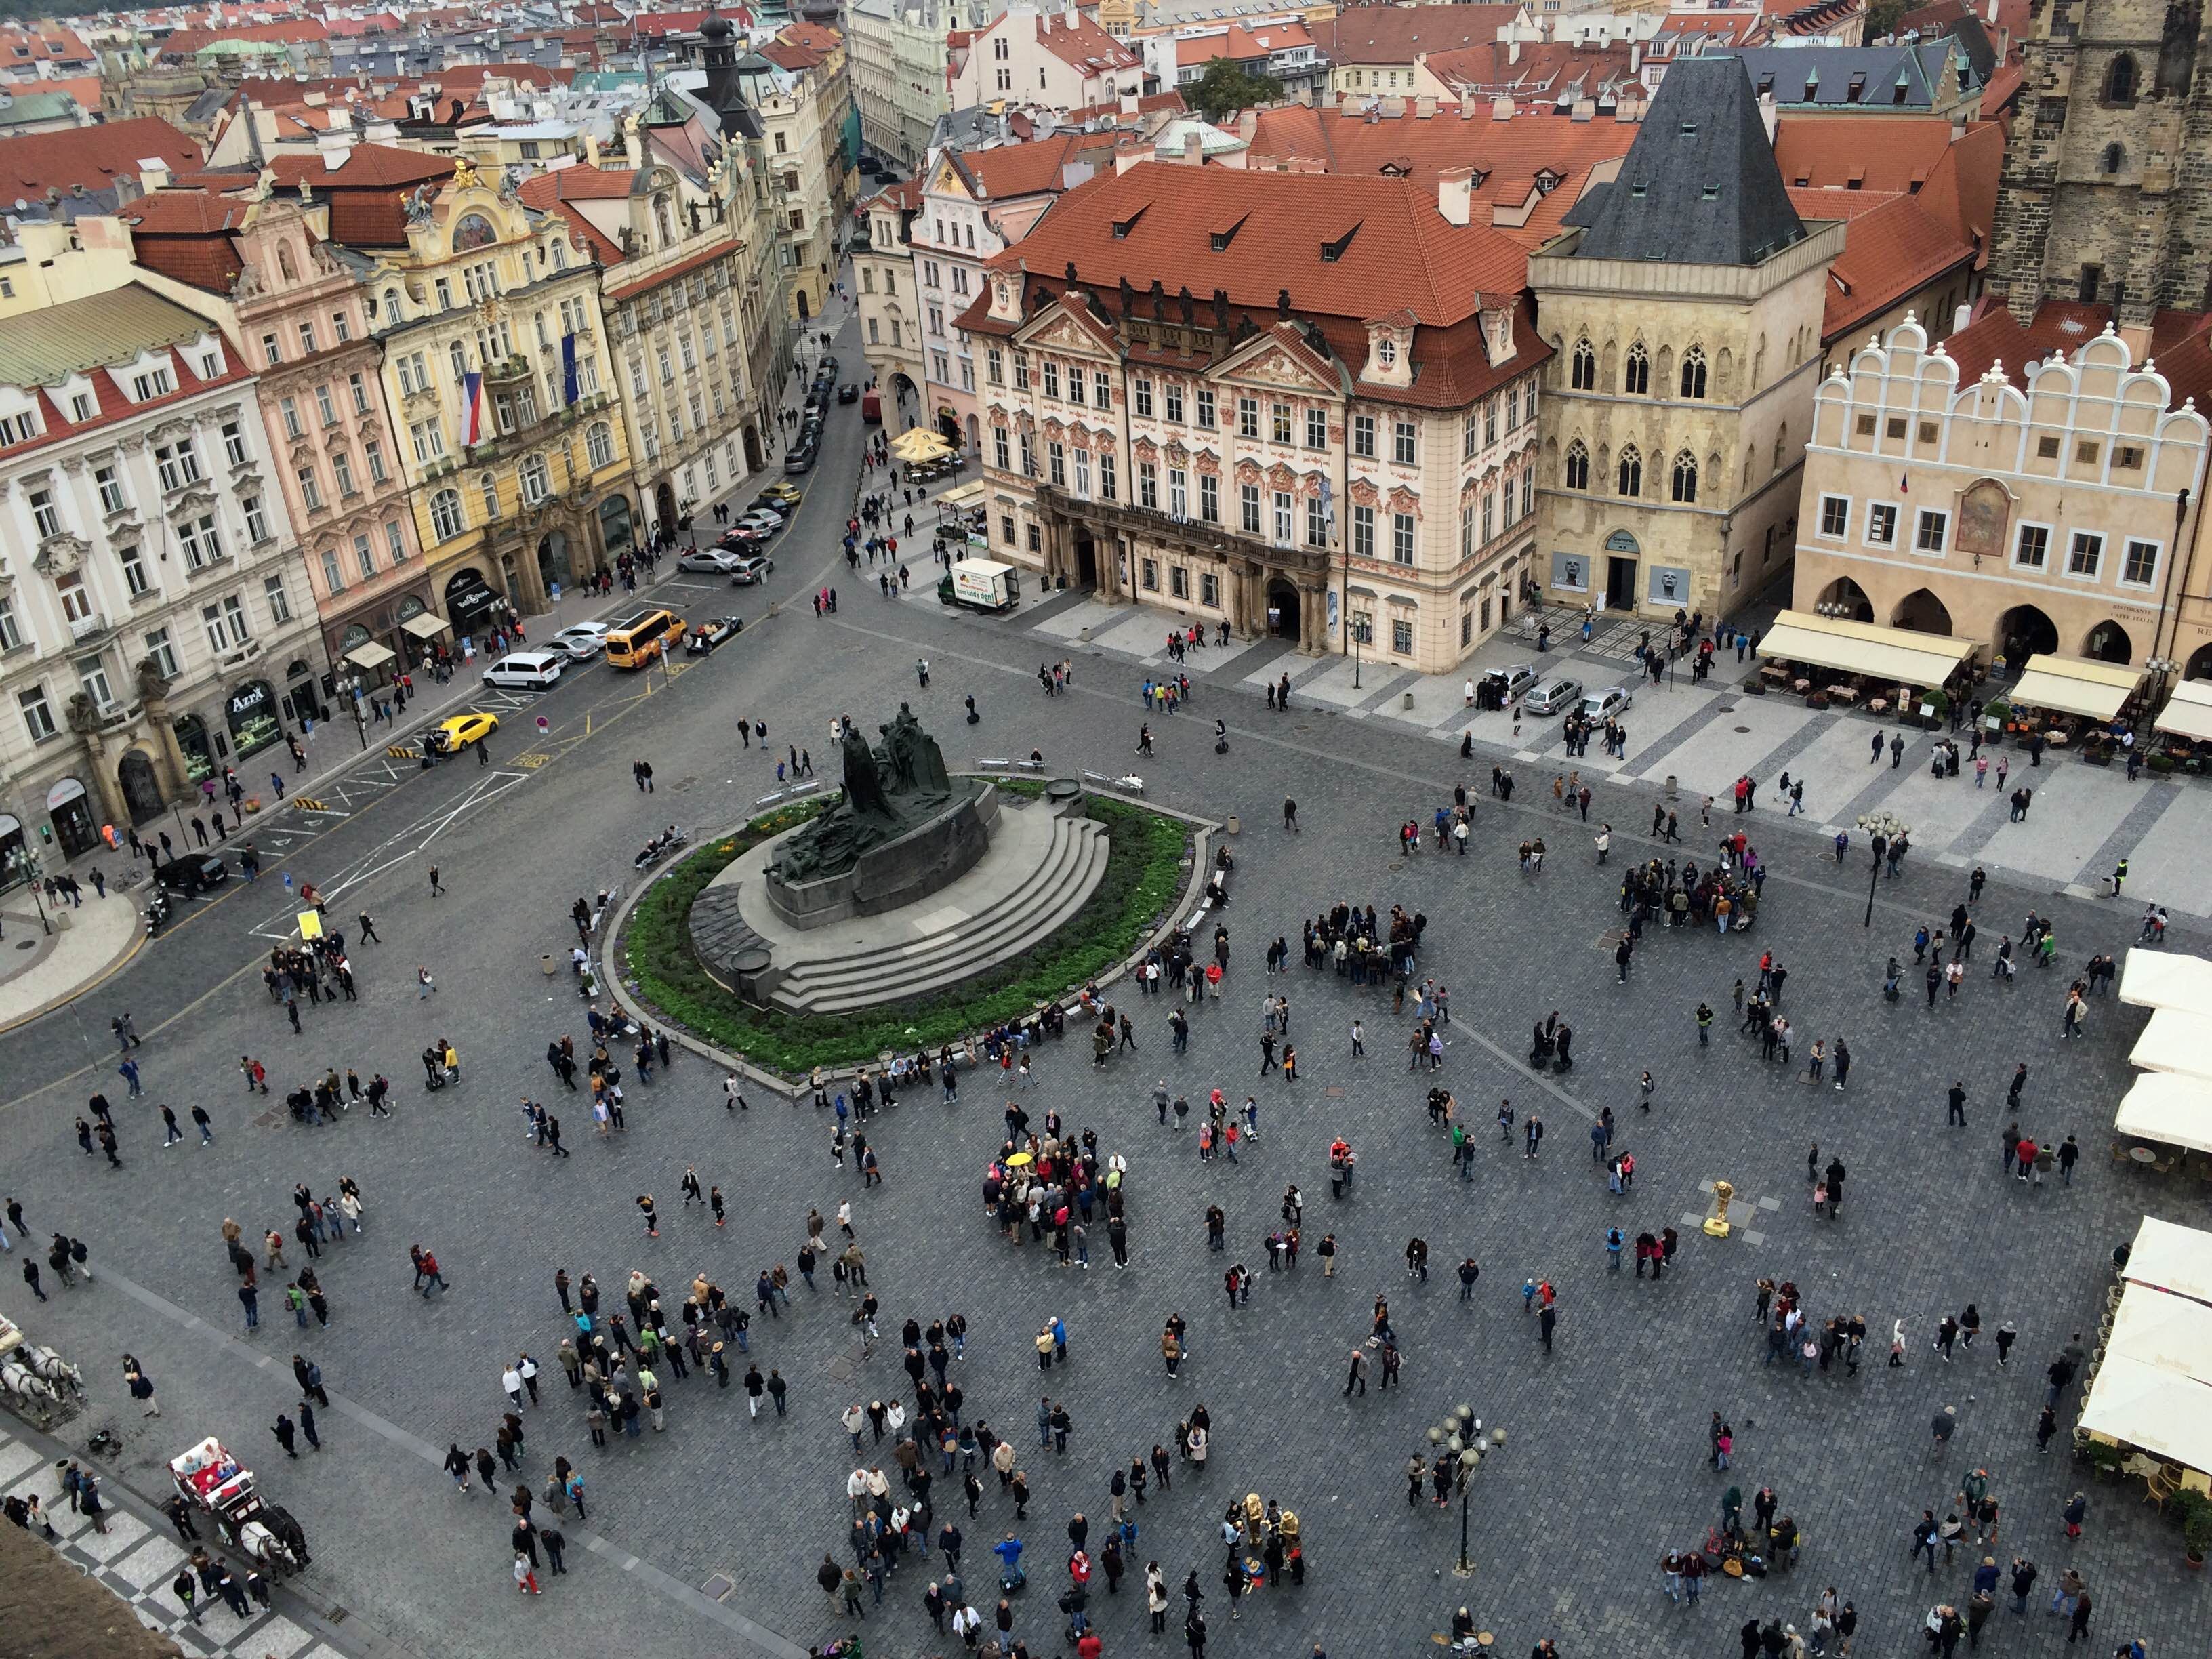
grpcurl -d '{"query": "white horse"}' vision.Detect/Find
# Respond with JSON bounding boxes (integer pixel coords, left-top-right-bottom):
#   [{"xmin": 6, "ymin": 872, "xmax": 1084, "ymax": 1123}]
[
  {"xmin": 0, "ymin": 1361, "xmax": 58, "ymax": 1409},
  {"xmin": 22, "ymin": 1345, "xmax": 83, "ymax": 1399}
]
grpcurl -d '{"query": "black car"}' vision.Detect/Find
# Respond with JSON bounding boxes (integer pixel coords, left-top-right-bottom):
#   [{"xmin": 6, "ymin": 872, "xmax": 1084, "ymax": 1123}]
[
  {"xmin": 838, "ymin": 382, "xmax": 859, "ymax": 404},
  {"xmin": 155, "ymin": 854, "xmax": 229, "ymax": 895}
]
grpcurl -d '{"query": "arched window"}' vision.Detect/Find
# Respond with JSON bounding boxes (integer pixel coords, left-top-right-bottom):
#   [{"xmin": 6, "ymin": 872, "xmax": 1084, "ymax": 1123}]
[
  {"xmin": 1616, "ymin": 445, "xmax": 1642, "ymax": 498},
  {"xmin": 1774, "ymin": 424, "xmax": 1790, "ymax": 474},
  {"xmin": 2102, "ymin": 142, "xmax": 2128, "ymax": 173},
  {"xmin": 1564, "ymin": 440, "xmax": 1589, "ymax": 490},
  {"xmin": 479, "ymin": 472, "xmax": 501, "ymax": 520},
  {"xmin": 1571, "ymin": 339, "xmax": 1595, "ymax": 390},
  {"xmin": 1679, "ymin": 347, "xmax": 1707, "ymax": 400},
  {"xmin": 430, "ymin": 487, "xmax": 464, "ymax": 539},
  {"xmin": 587, "ymin": 421, "xmax": 614, "ymax": 469},
  {"xmin": 1623, "ymin": 343, "xmax": 1650, "ymax": 396},
  {"xmin": 1670, "ymin": 451, "xmax": 1698, "ymax": 503},
  {"xmin": 383, "ymin": 289, "xmax": 403, "ymax": 326},
  {"xmin": 2106, "ymin": 50, "xmax": 2137, "ymax": 104}
]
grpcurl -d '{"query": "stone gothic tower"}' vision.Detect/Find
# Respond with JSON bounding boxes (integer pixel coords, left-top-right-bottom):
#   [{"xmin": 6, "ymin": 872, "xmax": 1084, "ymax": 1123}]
[{"xmin": 1986, "ymin": 0, "xmax": 2212, "ymax": 339}]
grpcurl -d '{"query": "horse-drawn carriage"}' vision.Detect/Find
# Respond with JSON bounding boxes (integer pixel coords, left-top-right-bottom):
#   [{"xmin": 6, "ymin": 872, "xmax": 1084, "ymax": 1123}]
[
  {"xmin": 168, "ymin": 1437, "xmax": 311, "ymax": 1574},
  {"xmin": 0, "ymin": 1315, "xmax": 85, "ymax": 1420}
]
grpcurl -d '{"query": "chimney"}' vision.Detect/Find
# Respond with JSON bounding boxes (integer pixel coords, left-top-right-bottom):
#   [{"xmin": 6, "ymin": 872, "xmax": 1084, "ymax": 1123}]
[
  {"xmin": 585, "ymin": 132, "xmax": 601, "ymax": 167},
  {"xmin": 1953, "ymin": 302, "xmax": 1972, "ymax": 336},
  {"xmin": 1436, "ymin": 163, "xmax": 1473, "ymax": 226},
  {"xmin": 1509, "ymin": 37, "xmax": 1520, "ymax": 63},
  {"xmin": 1183, "ymin": 130, "xmax": 1202, "ymax": 164},
  {"xmin": 1120, "ymin": 86, "xmax": 1138, "ymax": 115},
  {"xmin": 623, "ymin": 118, "xmax": 642, "ymax": 169},
  {"xmin": 1630, "ymin": 39, "xmax": 1640, "ymax": 73},
  {"xmin": 137, "ymin": 157, "xmax": 172, "ymax": 193},
  {"xmin": 1414, "ymin": 94, "xmax": 1436, "ymax": 118},
  {"xmin": 1491, "ymin": 96, "xmax": 1514, "ymax": 120},
  {"xmin": 1460, "ymin": 89, "xmax": 1477, "ymax": 118}
]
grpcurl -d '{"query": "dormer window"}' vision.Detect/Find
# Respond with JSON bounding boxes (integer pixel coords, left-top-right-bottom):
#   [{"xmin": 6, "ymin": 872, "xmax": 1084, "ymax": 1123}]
[
  {"xmin": 1376, "ymin": 338, "xmax": 1397, "ymax": 368},
  {"xmin": 132, "ymin": 367, "xmax": 175, "ymax": 401}
]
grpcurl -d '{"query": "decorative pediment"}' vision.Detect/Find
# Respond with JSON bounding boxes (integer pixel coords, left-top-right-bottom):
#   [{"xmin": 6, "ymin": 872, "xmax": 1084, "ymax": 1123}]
[
  {"xmin": 171, "ymin": 487, "xmax": 218, "ymax": 516},
  {"xmin": 1164, "ymin": 441, "xmax": 1188, "ymax": 467},
  {"xmin": 1300, "ymin": 472, "xmax": 1325, "ymax": 499},
  {"xmin": 1348, "ymin": 478, "xmax": 1381, "ymax": 508},
  {"xmin": 1386, "ymin": 486, "xmax": 1422, "ymax": 518},
  {"xmin": 1219, "ymin": 324, "xmax": 1340, "ymax": 396},
  {"xmin": 1013, "ymin": 296, "xmax": 1117, "ymax": 356},
  {"xmin": 34, "ymin": 532, "xmax": 90, "ymax": 577},
  {"xmin": 1013, "ymin": 411, "xmax": 1035, "ymax": 434},
  {"xmin": 1042, "ymin": 417, "xmax": 1066, "ymax": 440},
  {"xmin": 1093, "ymin": 431, "xmax": 1117, "ymax": 454},
  {"xmin": 1266, "ymin": 462, "xmax": 1297, "ymax": 491},
  {"xmin": 1132, "ymin": 436, "xmax": 1159, "ymax": 463},
  {"xmin": 1069, "ymin": 425, "xmax": 1093, "ymax": 451},
  {"xmin": 1233, "ymin": 459, "xmax": 1263, "ymax": 487},
  {"xmin": 1193, "ymin": 449, "xmax": 1221, "ymax": 478}
]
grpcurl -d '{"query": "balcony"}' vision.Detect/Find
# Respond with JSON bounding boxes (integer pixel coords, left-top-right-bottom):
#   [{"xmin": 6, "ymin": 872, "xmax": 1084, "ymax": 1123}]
[
  {"xmin": 1031, "ymin": 484, "xmax": 1333, "ymax": 579},
  {"xmin": 67, "ymin": 611, "xmax": 112, "ymax": 644},
  {"xmin": 483, "ymin": 354, "xmax": 535, "ymax": 385}
]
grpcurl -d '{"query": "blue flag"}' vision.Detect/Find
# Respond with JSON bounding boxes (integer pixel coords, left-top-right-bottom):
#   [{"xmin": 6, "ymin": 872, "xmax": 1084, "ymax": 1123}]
[{"xmin": 562, "ymin": 333, "xmax": 579, "ymax": 408}]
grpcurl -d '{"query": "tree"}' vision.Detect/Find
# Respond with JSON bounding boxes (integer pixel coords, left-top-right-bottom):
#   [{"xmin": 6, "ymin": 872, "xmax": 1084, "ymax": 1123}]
[
  {"xmin": 1863, "ymin": 0, "xmax": 1910, "ymax": 42},
  {"xmin": 1185, "ymin": 58, "xmax": 1282, "ymax": 123}
]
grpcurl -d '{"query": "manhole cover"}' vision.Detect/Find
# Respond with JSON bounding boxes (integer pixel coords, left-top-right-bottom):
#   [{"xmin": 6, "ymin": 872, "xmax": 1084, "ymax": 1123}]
[
  {"xmin": 1717, "ymin": 705, "xmax": 1737, "ymax": 714},
  {"xmin": 14, "ymin": 939, "xmax": 34, "ymax": 951},
  {"xmin": 1294, "ymin": 724, "xmax": 1313, "ymax": 733},
  {"xmin": 701, "ymin": 1574, "xmax": 735, "ymax": 1603},
  {"xmin": 1325, "ymin": 1087, "xmax": 1347, "ymax": 1099},
  {"xmin": 1734, "ymin": 726, "xmax": 1752, "ymax": 734},
  {"xmin": 1388, "ymin": 860, "xmax": 1405, "ymax": 871}
]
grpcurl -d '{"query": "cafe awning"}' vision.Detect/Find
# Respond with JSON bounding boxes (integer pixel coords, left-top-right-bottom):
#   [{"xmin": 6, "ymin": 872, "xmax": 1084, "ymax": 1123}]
[
  {"xmin": 1757, "ymin": 609, "xmax": 1975, "ymax": 687},
  {"xmin": 402, "ymin": 613, "xmax": 451, "ymax": 641},
  {"xmin": 2114, "ymin": 1071, "xmax": 2212, "ymax": 1155},
  {"xmin": 2119, "ymin": 949, "xmax": 2212, "ymax": 1016},
  {"xmin": 2009, "ymin": 653, "xmax": 2144, "ymax": 720},
  {"xmin": 2154, "ymin": 678, "xmax": 2212, "ymax": 743},
  {"xmin": 2078, "ymin": 1353, "xmax": 2212, "ymax": 1473},
  {"xmin": 2112, "ymin": 1279, "xmax": 2212, "ymax": 1374},
  {"xmin": 2129, "ymin": 1007, "xmax": 2212, "ymax": 1081},
  {"xmin": 934, "ymin": 480, "xmax": 987, "ymax": 508},
  {"xmin": 2123, "ymin": 1216, "xmax": 2212, "ymax": 1309},
  {"xmin": 343, "ymin": 642, "xmax": 397, "ymax": 671}
]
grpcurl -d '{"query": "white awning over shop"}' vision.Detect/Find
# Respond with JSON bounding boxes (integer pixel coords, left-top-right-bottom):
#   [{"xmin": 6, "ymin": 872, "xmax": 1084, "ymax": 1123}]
[
  {"xmin": 2119, "ymin": 949, "xmax": 2212, "ymax": 1016},
  {"xmin": 2009, "ymin": 653, "xmax": 2144, "ymax": 720},
  {"xmin": 2123, "ymin": 1216, "xmax": 2212, "ymax": 1309},
  {"xmin": 934, "ymin": 480, "xmax": 987, "ymax": 508},
  {"xmin": 2154, "ymin": 678, "xmax": 2212, "ymax": 742},
  {"xmin": 1757, "ymin": 609, "xmax": 1975, "ymax": 686},
  {"xmin": 2129, "ymin": 1007, "xmax": 2212, "ymax": 1081},
  {"xmin": 2114, "ymin": 1072, "xmax": 2212, "ymax": 1154},
  {"xmin": 2079, "ymin": 1353, "xmax": 2212, "ymax": 1473},
  {"xmin": 402, "ymin": 614, "xmax": 451, "ymax": 642},
  {"xmin": 343, "ymin": 642, "xmax": 398, "ymax": 671}
]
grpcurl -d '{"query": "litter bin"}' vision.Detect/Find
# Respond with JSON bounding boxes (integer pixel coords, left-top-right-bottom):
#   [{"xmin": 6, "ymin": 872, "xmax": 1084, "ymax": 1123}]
[
  {"xmin": 1225, "ymin": 815, "xmax": 1241, "ymax": 836},
  {"xmin": 1403, "ymin": 691, "xmax": 1416, "ymax": 710}
]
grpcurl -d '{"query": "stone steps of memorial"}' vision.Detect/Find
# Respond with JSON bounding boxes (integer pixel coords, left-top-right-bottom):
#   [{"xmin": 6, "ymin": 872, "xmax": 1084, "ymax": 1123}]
[{"xmin": 770, "ymin": 813, "xmax": 1109, "ymax": 1015}]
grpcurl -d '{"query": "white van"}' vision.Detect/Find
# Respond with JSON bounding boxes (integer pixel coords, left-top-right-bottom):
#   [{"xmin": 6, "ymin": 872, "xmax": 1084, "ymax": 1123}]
[{"xmin": 480, "ymin": 651, "xmax": 566, "ymax": 691}]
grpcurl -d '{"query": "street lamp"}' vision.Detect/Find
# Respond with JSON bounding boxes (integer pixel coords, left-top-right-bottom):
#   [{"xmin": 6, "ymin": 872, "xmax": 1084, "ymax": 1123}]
[
  {"xmin": 1427, "ymin": 1403, "xmax": 1490, "ymax": 1577},
  {"xmin": 1351, "ymin": 615, "xmax": 1372, "ymax": 691},
  {"xmin": 1855, "ymin": 809, "xmax": 1909, "ymax": 928},
  {"xmin": 4, "ymin": 844, "xmax": 51, "ymax": 936}
]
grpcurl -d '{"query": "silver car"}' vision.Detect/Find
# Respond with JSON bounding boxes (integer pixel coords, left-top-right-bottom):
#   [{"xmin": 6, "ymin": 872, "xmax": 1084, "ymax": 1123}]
[
  {"xmin": 552, "ymin": 622, "xmax": 608, "ymax": 661},
  {"xmin": 1577, "ymin": 686, "xmax": 1635, "ymax": 723},
  {"xmin": 1525, "ymin": 676, "xmax": 1583, "ymax": 716},
  {"xmin": 678, "ymin": 547, "xmax": 743, "ymax": 573}
]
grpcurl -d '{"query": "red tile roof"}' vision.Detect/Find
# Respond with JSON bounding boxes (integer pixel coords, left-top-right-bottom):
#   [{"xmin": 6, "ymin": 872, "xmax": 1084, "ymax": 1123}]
[
  {"xmin": 1772, "ymin": 115, "xmax": 2003, "ymax": 267},
  {"xmin": 121, "ymin": 190, "xmax": 251, "ymax": 295},
  {"xmin": 160, "ymin": 18, "xmax": 329, "ymax": 56},
  {"xmin": 968, "ymin": 161, "xmax": 1543, "ymax": 407},
  {"xmin": 1313, "ymin": 4, "xmax": 1521, "ymax": 64},
  {"xmin": 1174, "ymin": 22, "xmax": 1313, "ymax": 67},
  {"xmin": 514, "ymin": 167, "xmax": 629, "ymax": 265},
  {"xmin": 760, "ymin": 39, "xmax": 824, "ymax": 72},
  {"xmin": 0, "ymin": 116, "xmax": 201, "ymax": 203},
  {"xmin": 1941, "ymin": 300, "xmax": 2212, "ymax": 412},
  {"xmin": 779, "ymin": 20, "xmax": 842, "ymax": 55},
  {"xmin": 434, "ymin": 62, "xmax": 574, "ymax": 92},
  {"xmin": 1063, "ymin": 88, "xmax": 1187, "ymax": 125},
  {"xmin": 951, "ymin": 131, "xmax": 1123, "ymax": 201},
  {"xmin": 1786, "ymin": 186, "xmax": 1973, "ymax": 339},
  {"xmin": 1013, "ymin": 9, "xmax": 1140, "ymax": 73},
  {"xmin": 1244, "ymin": 103, "xmax": 1637, "ymax": 249}
]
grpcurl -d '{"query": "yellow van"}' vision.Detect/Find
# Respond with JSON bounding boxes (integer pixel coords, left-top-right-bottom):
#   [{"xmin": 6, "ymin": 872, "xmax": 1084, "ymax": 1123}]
[{"xmin": 602, "ymin": 608, "xmax": 685, "ymax": 670}]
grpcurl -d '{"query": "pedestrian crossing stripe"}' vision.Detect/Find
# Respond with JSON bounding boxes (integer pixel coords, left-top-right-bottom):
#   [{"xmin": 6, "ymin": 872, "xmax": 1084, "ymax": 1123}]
[
  {"xmin": 291, "ymin": 797, "xmax": 332, "ymax": 813},
  {"xmin": 513, "ymin": 752, "xmax": 552, "ymax": 769},
  {"xmin": 386, "ymin": 744, "xmax": 419, "ymax": 760}
]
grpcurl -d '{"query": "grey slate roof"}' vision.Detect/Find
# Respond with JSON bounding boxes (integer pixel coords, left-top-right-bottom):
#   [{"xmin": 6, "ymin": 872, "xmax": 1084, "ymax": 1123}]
[
  {"xmin": 1563, "ymin": 55, "xmax": 1807, "ymax": 268},
  {"xmin": 1727, "ymin": 40, "xmax": 1973, "ymax": 107}
]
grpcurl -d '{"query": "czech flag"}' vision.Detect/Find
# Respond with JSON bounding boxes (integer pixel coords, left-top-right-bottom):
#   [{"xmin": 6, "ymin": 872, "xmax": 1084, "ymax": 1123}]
[{"xmin": 459, "ymin": 370, "xmax": 489, "ymax": 447}]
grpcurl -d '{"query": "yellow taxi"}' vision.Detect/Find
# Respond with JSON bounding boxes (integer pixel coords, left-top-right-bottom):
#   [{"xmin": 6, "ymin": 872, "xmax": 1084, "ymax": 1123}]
[{"xmin": 428, "ymin": 712, "xmax": 501, "ymax": 753}]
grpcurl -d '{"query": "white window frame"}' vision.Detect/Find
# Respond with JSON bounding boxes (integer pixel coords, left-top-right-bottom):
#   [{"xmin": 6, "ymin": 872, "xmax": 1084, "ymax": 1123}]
[
  {"xmin": 2118, "ymin": 536, "xmax": 2161, "ymax": 589},
  {"xmin": 1912, "ymin": 508, "xmax": 1949, "ymax": 556},
  {"xmin": 2064, "ymin": 529, "xmax": 2104, "ymax": 581},
  {"xmin": 1863, "ymin": 499, "xmax": 1900, "ymax": 549},
  {"xmin": 2012, "ymin": 520, "xmax": 2052, "ymax": 570}
]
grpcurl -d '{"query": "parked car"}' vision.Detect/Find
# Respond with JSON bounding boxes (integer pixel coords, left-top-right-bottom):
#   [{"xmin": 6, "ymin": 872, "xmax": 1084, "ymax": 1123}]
[
  {"xmin": 720, "ymin": 525, "xmax": 771, "ymax": 551},
  {"xmin": 685, "ymin": 616, "xmax": 743, "ymax": 654},
  {"xmin": 1577, "ymin": 686, "xmax": 1635, "ymax": 724},
  {"xmin": 1478, "ymin": 663, "xmax": 1538, "ymax": 710},
  {"xmin": 1525, "ymin": 676, "xmax": 1584, "ymax": 716},
  {"xmin": 678, "ymin": 547, "xmax": 744, "ymax": 573},
  {"xmin": 480, "ymin": 651, "xmax": 566, "ymax": 691},
  {"xmin": 783, "ymin": 443, "xmax": 817, "ymax": 474},
  {"xmin": 819, "ymin": 354, "xmax": 839, "ymax": 378},
  {"xmin": 733, "ymin": 510, "xmax": 785, "ymax": 538},
  {"xmin": 427, "ymin": 712, "xmax": 500, "ymax": 753},
  {"xmin": 155, "ymin": 854, "xmax": 229, "ymax": 895},
  {"xmin": 552, "ymin": 622, "xmax": 609, "ymax": 660},
  {"xmin": 756, "ymin": 483, "xmax": 803, "ymax": 507},
  {"xmin": 728, "ymin": 553, "xmax": 773, "ymax": 586}
]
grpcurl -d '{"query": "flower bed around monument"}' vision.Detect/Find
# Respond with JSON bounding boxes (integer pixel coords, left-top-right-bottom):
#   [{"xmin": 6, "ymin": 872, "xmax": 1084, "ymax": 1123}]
[{"xmin": 619, "ymin": 785, "xmax": 1193, "ymax": 1077}]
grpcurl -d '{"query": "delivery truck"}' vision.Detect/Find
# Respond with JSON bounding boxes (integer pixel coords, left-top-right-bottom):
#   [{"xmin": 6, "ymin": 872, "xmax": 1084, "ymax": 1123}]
[
  {"xmin": 861, "ymin": 388, "xmax": 882, "ymax": 424},
  {"xmin": 938, "ymin": 557, "xmax": 1021, "ymax": 615}
]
